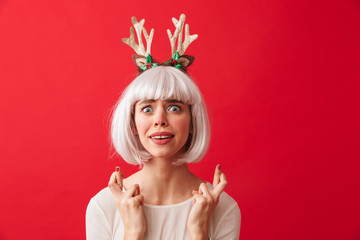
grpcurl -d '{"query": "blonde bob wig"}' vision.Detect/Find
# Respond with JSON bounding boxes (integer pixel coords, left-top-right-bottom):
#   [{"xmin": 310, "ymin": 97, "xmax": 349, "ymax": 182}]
[{"xmin": 111, "ymin": 66, "xmax": 210, "ymax": 165}]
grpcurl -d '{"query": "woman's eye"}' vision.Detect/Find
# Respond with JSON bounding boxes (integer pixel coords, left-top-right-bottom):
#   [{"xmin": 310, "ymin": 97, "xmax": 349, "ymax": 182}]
[
  {"xmin": 141, "ymin": 106, "xmax": 153, "ymax": 113},
  {"xmin": 168, "ymin": 105, "xmax": 181, "ymax": 112}
]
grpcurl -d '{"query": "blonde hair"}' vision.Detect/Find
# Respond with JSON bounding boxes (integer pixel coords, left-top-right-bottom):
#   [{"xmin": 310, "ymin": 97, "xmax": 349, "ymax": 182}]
[{"xmin": 111, "ymin": 66, "xmax": 210, "ymax": 165}]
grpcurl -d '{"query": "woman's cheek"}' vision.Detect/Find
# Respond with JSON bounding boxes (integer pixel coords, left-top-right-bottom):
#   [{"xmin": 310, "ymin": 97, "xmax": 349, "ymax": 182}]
[
  {"xmin": 174, "ymin": 118, "xmax": 191, "ymax": 134},
  {"xmin": 134, "ymin": 118, "xmax": 149, "ymax": 135}
]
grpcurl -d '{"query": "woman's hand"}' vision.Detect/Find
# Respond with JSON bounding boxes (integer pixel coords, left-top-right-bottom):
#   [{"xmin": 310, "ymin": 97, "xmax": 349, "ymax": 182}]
[
  {"xmin": 187, "ymin": 164, "xmax": 228, "ymax": 240},
  {"xmin": 108, "ymin": 166, "xmax": 146, "ymax": 240}
]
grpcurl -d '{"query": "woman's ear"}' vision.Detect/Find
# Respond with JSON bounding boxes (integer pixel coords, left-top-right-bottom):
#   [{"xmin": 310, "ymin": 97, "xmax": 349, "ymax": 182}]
[
  {"xmin": 130, "ymin": 116, "xmax": 138, "ymax": 135},
  {"xmin": 133, "ymin": 127, "xmax": 138, "ymax": 135}
]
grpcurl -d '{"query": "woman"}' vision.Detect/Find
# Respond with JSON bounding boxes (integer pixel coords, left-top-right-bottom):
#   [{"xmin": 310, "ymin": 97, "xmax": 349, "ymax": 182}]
[{"xmin": 86, "ymin": 15, "xmax": 240, "ymax": 240}]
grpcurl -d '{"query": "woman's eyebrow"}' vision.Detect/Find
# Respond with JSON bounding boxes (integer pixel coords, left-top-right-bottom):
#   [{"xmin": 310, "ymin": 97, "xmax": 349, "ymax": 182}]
[
  {"xmin": 164, "ymin": 99, "xmax": 184, "ymax": 104},
  {"xmin": 137, "ymin": 99, "xmax": 156, "ymax": 105},
  {"xmin": 137, "ymin": 99, "xmax": 184, "ymax": 105}
]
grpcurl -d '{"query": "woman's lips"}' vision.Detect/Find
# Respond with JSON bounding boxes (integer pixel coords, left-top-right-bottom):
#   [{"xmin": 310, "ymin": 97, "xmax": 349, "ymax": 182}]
[{"xmin": 149, "ymin": 132, "xmax": 174, "ymax": 145}]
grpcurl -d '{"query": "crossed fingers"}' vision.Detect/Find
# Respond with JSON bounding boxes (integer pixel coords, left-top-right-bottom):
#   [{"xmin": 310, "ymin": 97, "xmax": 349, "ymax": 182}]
[
  {"xmin": 193, "ymin": 164, "xmax": 228, "ymax": 201},
  {"xmin": 108, "ymin": 166, "xmax": 144, "ymax": 205},
  {"xmin": 108, "ymin": 166, "xmax": 124, "ymax": 195},
  {"xmin": 212, "ymin": 164, "xmax": 228, "ymax": 197}
]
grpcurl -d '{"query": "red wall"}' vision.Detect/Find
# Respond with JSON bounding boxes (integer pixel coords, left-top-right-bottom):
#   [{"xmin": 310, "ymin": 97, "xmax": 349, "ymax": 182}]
[{"xmin": 0, "ymin": 0, "xmax": 359, "ymax": 239}]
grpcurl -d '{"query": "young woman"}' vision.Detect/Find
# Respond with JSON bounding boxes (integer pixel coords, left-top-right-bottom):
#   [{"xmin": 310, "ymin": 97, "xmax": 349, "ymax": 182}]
[{"xmin": 86, "ymin": 15, "xmax": 240, "ymax": 240}]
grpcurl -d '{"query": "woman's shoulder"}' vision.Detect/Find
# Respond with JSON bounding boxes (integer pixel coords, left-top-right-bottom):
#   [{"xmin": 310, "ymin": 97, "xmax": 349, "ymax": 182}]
[
  {"xmin": 86, "ymin": 187, "xmax": 122, "ymax": 236},
  {"xmin": 87, "ymin": 187, "xmax": 117, "ymax": 216},
  {"xmin": 91, "ymin": 187, "xmax": 113, "ymax": 201},
  {"xmin": 217, "ymin": 190, "xmax": 240, "ymax": 214}
]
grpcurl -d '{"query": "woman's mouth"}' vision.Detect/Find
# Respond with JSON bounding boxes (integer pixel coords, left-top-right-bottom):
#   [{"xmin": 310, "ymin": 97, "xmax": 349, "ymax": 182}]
[{"xmin": 149, "ymin": 132, "xmax": 174, "ymax": 145}]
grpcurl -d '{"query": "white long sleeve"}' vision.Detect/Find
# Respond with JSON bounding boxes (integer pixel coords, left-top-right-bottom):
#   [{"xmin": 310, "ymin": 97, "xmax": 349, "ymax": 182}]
[{"xmin": 86, "ymin": 185, "xmax": 240, "ymax": 240}]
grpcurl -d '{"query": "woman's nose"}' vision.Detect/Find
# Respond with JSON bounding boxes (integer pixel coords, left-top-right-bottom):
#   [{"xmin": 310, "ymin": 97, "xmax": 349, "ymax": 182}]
[
  {"xmin": 154, "ymin": 110, "xmax": 168, "ymax": 127},
  {"xmin": 154, "ymin": 120, "xmax": 167, "ymax": 127}
]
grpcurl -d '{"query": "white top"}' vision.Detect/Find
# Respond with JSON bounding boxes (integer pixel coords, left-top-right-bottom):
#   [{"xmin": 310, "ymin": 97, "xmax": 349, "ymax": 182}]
[{"xmin": 86, "ymin": 184, "xmax": 241, "ymax": 240}]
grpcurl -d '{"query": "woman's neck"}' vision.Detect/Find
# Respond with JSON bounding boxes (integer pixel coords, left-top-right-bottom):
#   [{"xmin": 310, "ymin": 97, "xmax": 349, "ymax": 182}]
[
  {"xmin": 142, "ymin": 158, "xmax": 191, "ymax": 184},
  {"xmin": 124, "ymin": 158, "xmax": 203, "ymax": 205}
]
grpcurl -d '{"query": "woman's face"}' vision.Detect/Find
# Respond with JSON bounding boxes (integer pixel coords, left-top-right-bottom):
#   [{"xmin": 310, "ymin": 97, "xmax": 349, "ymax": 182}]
[{"xmin": 134, "ymin": 99, "xmax": 192, "ymax": 160}]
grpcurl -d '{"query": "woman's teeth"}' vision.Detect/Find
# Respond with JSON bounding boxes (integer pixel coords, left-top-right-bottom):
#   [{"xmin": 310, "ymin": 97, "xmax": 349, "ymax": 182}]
[{"xmin": 150, "ymin": 136, "xmax": 173, "ymax": 139}]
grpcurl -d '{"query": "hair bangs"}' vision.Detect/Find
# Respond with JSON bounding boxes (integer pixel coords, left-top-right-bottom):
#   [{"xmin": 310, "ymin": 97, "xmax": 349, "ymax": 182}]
[{"xmin": 128, "ymin": 67, "xmax": 195, "ymax": 105}]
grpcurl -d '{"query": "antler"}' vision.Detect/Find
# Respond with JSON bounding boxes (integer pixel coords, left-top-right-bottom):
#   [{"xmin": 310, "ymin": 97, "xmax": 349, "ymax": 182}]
[
  {"xmin": 122, "ymin": 17, "xmax": 154, "ymax": 56},
  {"xmin": 167, "ymin": 14, "xmax": 198, "ymax": 56}
]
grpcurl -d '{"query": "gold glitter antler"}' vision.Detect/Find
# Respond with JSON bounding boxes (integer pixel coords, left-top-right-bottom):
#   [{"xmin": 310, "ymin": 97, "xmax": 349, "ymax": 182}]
[
  {"xmin": 122, "ymin": 17, "xmax": 154, "ymax": 56},
  {"xmin": 167, "ymin": 14, "xmax": 198, "ymax": 56}
]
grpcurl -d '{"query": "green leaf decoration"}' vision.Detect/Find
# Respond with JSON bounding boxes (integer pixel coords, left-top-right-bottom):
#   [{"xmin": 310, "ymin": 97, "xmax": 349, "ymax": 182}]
[
  {"xmin": 173, "ymin": 52, "xmax": 180, "ymax": 61},
  {"xmin": 146, "ymin": 54, "xmax": 153, "ymax": 63}
]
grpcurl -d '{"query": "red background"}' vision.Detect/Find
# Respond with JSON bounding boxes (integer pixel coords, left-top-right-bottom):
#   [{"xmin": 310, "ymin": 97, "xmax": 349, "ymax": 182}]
[{"xmin": 0, "ymin": 0, "xmax": 359, "ymax": 239}]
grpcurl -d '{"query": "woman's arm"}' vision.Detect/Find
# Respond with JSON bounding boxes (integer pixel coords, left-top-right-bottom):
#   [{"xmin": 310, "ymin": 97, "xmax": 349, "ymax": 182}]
[
  {"xmin": 108, "ymin": 167, "xmax": 147, "ymax": 240},
  {"xmin": 211, "ymin": 201, "xmax": 241, "ymax": 239},
  {"xmin": 86, "ymin": 198, "xmax": 113, "ymax": 240},
  {"xmin": 187, "ymin": 165, "xmax": 228, "ymax": 240}
]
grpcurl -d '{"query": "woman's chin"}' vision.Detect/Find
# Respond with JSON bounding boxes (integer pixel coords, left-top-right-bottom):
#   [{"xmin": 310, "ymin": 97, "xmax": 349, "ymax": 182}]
[{"xmin": 148, "ymin": 151, "xmax": 184, "ymax": 162}]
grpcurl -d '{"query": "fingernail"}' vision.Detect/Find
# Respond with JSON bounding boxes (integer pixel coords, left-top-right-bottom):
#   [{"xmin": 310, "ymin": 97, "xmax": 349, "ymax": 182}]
[
  {"xmin": 218, "ymin": 164, "xmax": 222, "ymax": 170},
  {"xmin": 115, "ymin": 166, "xmax": 120, "ymax": 172}
]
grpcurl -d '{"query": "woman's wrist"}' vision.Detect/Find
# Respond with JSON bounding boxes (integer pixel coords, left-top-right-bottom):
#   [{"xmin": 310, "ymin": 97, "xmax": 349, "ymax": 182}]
[
  {"xmin": 188, "ymin": 227, "xmax": 209, "ymax": 240},
  {"xmin": 124, "ymin": 228, "xmax": 145, "ymax": 240},
  {"xmin": 188, "ymin": 232, "xmax": 209, "ymax": 240},
  {"xmin": 124, "ymin": 232, "xmax": 144, "ymax": 240}
]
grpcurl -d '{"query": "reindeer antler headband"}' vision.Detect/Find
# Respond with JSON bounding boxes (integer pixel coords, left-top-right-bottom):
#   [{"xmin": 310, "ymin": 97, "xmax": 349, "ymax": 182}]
[{"xmin": 122, "ymin": 14, "xmax": 198, "ymax": 73}]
